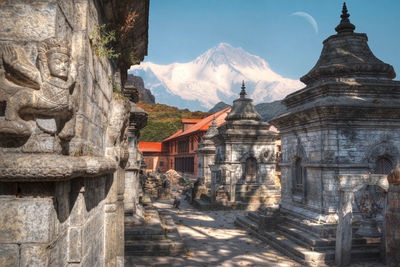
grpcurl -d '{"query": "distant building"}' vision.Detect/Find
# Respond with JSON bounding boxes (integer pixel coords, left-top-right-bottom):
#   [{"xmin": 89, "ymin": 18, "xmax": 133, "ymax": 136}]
[
  {"xmin": 138, "ymin": 107, "xmax": 231, "ymax": 176},
  {"xmin": 139, "ymin": 142, "xmax": 162, "ymax": 172}
]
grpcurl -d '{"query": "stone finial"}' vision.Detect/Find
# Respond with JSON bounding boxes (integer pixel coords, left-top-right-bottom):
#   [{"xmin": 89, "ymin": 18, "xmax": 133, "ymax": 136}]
[
  {"xmin": 335, "ymin": 2, "xmax": 356, "ymax": 34},
  {"xmin": 226, "ymin": 82, "xmax": 261, "ymax": 121},
  {"xmin": 211, "ymin": 114, "xmax": 217, "ymax": 127},
  {"xmin": 203, "ymin": 114, "xmax": 219, "ymax": 139},
  {"xmin": 240, "ymin": 80, "xmax": 247, "ymax": 99}
]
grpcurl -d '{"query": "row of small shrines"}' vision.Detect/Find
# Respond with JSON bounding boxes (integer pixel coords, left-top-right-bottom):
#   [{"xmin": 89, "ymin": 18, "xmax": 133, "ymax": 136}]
[{"xmin": 192, "ymin": 4, "xmax": 400, "ymax": 266}]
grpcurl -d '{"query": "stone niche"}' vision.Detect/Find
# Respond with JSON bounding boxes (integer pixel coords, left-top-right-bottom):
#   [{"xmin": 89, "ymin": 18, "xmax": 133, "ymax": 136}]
[
  {"xmin": 0, "ymin": 0, "xmax": 149, "ymax": 266},
  {"xmin": 210, "ymin": 83, "xmax": 281, "ymax": 210}
]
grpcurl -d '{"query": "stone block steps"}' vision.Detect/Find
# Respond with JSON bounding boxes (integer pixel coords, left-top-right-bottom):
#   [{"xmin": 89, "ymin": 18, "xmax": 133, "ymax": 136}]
[
  {"xmin": 125, "ymin": 235, "xmax": 185, "ymax": 256},
  {"xmin": 124, "ymin": 199, "xmax": 185, "ymax": 256},
  {"xmin": 235, "ymin": 212, "xmax": 382, "ymax": 266},
  {"xmin": 283, "ymin": 214, "xmax": 337, "ymax": 238}
]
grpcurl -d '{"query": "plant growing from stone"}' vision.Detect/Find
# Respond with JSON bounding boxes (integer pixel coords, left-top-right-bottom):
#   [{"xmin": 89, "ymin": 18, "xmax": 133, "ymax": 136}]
[{"xmin": 89, "ymin": 24, "xmax": 120, "ymax": 59}]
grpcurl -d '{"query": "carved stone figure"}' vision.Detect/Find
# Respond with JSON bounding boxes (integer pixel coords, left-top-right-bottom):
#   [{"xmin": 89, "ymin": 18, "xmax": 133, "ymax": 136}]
[{"xmin": 0, "ymin": 37, "xmax": 76, "ymax": 140}]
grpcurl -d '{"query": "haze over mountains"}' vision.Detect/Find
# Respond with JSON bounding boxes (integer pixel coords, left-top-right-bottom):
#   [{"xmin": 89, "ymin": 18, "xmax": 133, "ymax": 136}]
[{"xmin": 129, "ymin": 43, "xmax": 304, "ymax": 111}]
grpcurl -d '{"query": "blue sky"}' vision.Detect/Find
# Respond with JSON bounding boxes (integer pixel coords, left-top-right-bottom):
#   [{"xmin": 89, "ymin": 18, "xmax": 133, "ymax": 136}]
[{"xmin": 145, "ymin": 0, "xmax": 400, "ymax": 80}]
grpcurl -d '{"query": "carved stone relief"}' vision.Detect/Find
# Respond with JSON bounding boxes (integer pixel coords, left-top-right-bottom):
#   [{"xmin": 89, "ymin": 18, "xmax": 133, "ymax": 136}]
[{"xmin": 0, "ymin": 37, "xmax": 76, "ymax": 151}]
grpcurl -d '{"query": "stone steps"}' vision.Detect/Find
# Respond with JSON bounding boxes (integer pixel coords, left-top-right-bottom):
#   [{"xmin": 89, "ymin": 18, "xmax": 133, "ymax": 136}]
[
  {"xmin": 125, "ymin": 229, "xmax": 165, "ymax": 241},
  {"xmin": 125, "ymin": 238, "xmax": 185, "ymax": 256},
  {"xmin": 235, "ymin": 215, "xmax": 321, "ymax": 265},
  {"xmin": 277, "ymin": 224, "xmax": 335, "ymax": 251},
  {"xmin": 247, "ymin": 211, "xmax": 260, "ymax": 223},
  {"xmin": 284, "ymin": 214, "xmax": 337, "ymax": 238},
  {"xmin": 124, "ymin": 199, "xmax": 185, "ymax": 256},
  {"xmin": 235, "ymin": 213, "xmax": 382, "ymax": 266}
]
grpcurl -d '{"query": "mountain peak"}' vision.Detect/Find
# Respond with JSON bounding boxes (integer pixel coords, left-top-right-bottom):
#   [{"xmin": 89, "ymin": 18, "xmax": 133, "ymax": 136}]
[
  {"xmin": 195, "ymin": 43, "xmax": 255, "ymax": 67},
  {"xmin": 129, "ymin": 43, "xmax": 304, "ymax": 111}
]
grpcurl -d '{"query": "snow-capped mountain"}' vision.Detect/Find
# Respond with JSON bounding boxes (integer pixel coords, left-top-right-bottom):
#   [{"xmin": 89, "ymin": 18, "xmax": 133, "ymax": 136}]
[{"xmin": 129, "ymin": 43, "xmax": 304, "ymax": 111}]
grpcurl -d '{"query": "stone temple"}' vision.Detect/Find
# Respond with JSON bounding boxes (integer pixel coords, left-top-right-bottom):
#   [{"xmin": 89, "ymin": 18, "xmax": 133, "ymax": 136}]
[
  {"xmin": 236, "ymin": 3, "xmax": 400, "ymax": 266},
  {"xmin": 270, "ymin": 1, "xmax": 400, "ymax": 223},
  {"xmin": 208, "ymin": 82, "xmax": 281, "ymax": 210}
]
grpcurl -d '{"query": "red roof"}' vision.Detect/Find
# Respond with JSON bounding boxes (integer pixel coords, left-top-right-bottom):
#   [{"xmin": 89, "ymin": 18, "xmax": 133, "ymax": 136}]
[
  {"xmin": 138, "ymin": 142, "xmax": 162, "ymax": 153},
  {"xmin": 181, "ymin": 119, "xmax": 202, "ymax": 124},
  {"xmin": 163, "ymin": 107, "xmax": 231, "ymax": 142}
]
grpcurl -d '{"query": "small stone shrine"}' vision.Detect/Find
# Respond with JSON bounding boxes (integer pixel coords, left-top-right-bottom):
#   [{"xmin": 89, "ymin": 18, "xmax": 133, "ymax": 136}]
[{"xmin": 210, "ymin": 82, "xmax": 281, "ymax": 210}]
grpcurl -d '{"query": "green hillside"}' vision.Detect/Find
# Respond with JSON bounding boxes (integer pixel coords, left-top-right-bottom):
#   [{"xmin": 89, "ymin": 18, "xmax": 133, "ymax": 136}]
[{"xmin": 138, "ymin": 103, "xmax": 212, "ymax": 142}]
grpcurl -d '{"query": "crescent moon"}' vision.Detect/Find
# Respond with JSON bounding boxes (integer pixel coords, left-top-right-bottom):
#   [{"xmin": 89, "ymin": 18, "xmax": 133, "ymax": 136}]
[{"xmin": 291, "ymin": 11, "xmax": 318, "ymax": 34}]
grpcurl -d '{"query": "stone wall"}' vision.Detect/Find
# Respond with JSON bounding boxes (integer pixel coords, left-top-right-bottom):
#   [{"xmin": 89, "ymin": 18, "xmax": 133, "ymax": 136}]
[
  {"xmin": 0, "ymin": 0, "xmax": 149, "ymax": 266},
  {"xmin": 279, "ymin": 126, "xmax": 400, "ymax": 220}
]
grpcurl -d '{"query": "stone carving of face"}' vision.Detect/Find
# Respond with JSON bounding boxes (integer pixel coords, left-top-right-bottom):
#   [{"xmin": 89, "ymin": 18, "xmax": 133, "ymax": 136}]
[{"xmin": 48, "ymin": 52, "xmax": 69, "ymax": 80}]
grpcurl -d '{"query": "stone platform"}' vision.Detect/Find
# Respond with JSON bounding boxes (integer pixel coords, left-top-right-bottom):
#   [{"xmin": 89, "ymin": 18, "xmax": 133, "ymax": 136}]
[{"xmin": 235, "ymin": 210, "xmax": 383, "ymax": 266}]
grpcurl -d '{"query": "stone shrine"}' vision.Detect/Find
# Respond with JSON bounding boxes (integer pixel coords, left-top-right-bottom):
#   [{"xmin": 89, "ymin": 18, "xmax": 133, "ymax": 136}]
[
  {"xmin": 210, "ymin": 82, "xmax": 281, "ymax": 210},
  {"xmin": 270, "ymin": 2, "xmax": 400, "ymax": 224},
  {"xmin": 0, "ymin": 0, "xmax": 149, "ymax": 266},
  {"xmin": 236, "ymin": 3, "xmax": 400, "ymax": 266}
]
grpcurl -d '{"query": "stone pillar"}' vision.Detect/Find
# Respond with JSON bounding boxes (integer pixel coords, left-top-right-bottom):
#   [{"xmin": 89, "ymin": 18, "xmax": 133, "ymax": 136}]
[
  {"xmin": 123, "ymin": 102, "xmax": 147, "ymax": 216},
  {"xmin": 335, "ymin": 189, "xmax": 354, "ymax": 266},
  {"xmin": 386, "ymin": 164, "xmax": 400, "ymax": 265},
  {"xmin": 210, "ymin": 165, "xmax": 218, "ymax": 202},
  {"xmin": 228, "ymin": 170, "xmax": 236, "ymax": 203}
]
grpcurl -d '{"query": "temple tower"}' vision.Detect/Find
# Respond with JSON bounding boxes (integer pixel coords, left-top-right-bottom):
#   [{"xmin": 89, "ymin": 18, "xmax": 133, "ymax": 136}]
[
  {"xmin": 210, "ymin": 82, "xmax": 281, "ymax": 210},
  {"xmin": 270, "ymin": 2, "xmax": 400, "ymax": 222}
]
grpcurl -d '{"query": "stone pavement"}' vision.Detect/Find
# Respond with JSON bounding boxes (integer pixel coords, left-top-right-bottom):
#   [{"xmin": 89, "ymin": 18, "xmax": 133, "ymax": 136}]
[
  {"xmin": 126, "ymin": 197, "xmax": 302, "ymax": 267},
  {"xmin": 125, "ymin": 197, "xmax": 386, "ymax": 267}
]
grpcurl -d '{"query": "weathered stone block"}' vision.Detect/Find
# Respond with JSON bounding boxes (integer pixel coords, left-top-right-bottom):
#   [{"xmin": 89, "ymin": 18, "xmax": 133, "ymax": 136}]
[
  {"xmin": 68, "ymin": 227, "xmax": 82, "ymax": 263},
  {"xmin": 0, "ymin": 2, "xmax": 57, "ymax": 41},
  {"xmin": 69, "ymin": 191, "xmax": 87, "ymax": 226},
  {"xmin": 0, "ymin": 244, "xmax": 19, "ymax": 267},
  {"xmin": 20, "ymin": 244, "xmax": 48, "ymax": 267},
  {"xmin": 0, "ymin": 198, "xmax": 53, "ymax": 243},
  {"xmin": 82, "ymin": 206, "xmax": 104, "ymax": 255},
  {"xmin": 49, "ymin": 230, "xmax": 68, "ymax": 267}
]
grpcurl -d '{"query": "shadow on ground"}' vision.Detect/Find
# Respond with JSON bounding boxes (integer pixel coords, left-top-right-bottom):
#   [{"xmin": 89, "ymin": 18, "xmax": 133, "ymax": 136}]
[{"xmin": 125, "ymin": 197, "xmax": 300, "ymax": 267}]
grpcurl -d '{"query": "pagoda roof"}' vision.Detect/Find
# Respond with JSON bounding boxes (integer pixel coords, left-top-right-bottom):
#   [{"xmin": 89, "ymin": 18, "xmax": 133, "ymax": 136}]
[
  {"xmin": 300, "ymin": 2, "xmax": 395, "ymax": 86},
  {"xmin": 225, "ymin": 81, "xmax": 261, "ymax": 121}
]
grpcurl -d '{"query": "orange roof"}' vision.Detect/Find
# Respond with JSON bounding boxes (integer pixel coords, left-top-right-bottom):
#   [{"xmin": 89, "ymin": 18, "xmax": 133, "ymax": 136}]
[
  {"xmin": 163, "ymin": 107, "xmax": 231, "ymax": 142},
  {"xmin": 182, "ymin": 119, "xmax": 202, "ymax": 124},
  {"xmin": 138, "ymin": 142, "xmax": 162, "ymax": 153}
]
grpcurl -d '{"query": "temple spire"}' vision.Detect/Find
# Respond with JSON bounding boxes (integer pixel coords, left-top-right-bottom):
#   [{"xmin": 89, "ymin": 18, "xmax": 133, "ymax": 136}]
[
  {"xmin": 240, "ymin": 80, "xmax": 247, "ymax": 98},
  {"xmin": 211, "ymin": 114, "xmax": 217, "ymax": 126},
  {"xmin": 335, "ymin": 2, "xmax": 355, "ymax": 34}
]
